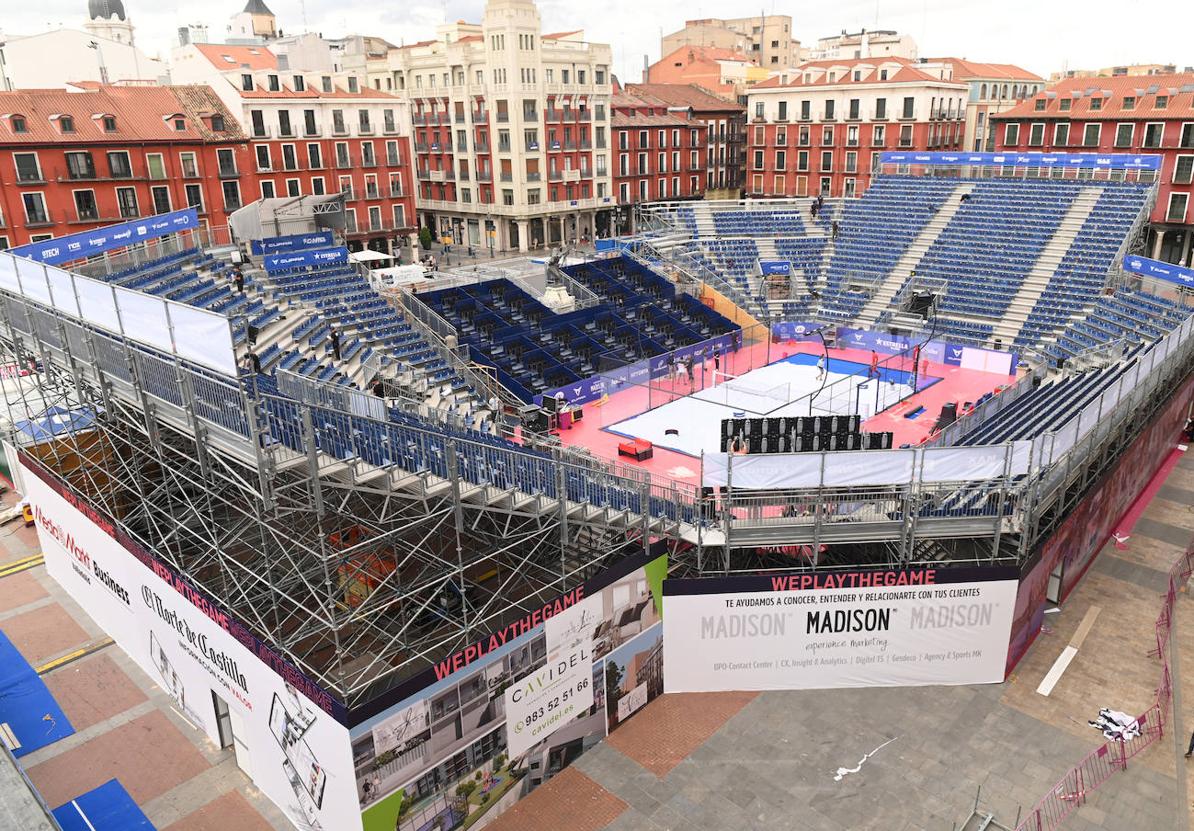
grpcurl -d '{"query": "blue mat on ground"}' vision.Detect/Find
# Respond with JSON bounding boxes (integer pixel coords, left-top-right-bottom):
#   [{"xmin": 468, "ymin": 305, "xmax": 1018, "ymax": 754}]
[
  {"xmin": 52, "ymin": 779, "xmax": 155, "ymax": 831},
  {"xmin": 904, "ymin": 406, "xmax": 926, "ymax": 419},
  {"xmin": 781, "ymin": 351, "xmax": 940, "ymax": 389},
  {"xmin": 0, "ymin": 631, "xmax": 74, "ymax": 757}
]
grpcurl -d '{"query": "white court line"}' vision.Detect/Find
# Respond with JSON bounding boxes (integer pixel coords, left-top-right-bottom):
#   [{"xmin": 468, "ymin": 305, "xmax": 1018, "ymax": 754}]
[
  {"xmin": 71, "ymin": 800, "xmax": 99, "ymax": 831},
  {"xmin": 1036, "ymin": 645, "xmax": 1079, "ymax": 696}
]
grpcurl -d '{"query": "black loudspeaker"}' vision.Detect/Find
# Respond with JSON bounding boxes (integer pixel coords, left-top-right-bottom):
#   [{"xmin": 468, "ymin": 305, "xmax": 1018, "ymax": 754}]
[
  {"xmin": 908, "ymin": 290, "xmax": 936, "ymax": 319},
  {"xmin": 749, "ymin": 418, "xmax": 764, "ymax": 436},
  {"xmin": 747, "ymin": 435, "xmax": 764, "ymax": 454},
  {"xmin": 939, "ymin": 402, "xmax": 958, "ymax": 426}
]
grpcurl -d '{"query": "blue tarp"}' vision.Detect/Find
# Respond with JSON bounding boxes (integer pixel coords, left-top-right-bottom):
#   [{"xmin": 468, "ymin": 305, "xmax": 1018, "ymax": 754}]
[
  {"xmin": 0, "ymin": 631, "xmax": 74, "ymax": 757},
  {"xmin": 52, "ymin": 780, "xmax": 155, "ymax": 831},
  {"xmin": 13, "ymin": 406, "xmax": 97, "ymax": 441}
]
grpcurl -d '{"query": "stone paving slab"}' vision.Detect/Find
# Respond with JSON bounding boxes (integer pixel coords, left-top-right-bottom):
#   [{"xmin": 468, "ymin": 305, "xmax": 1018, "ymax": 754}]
[
  {"xmin": 481, "ymin": 767, "xmax": 626, "ymax": 831},
  {"xmin": 43, "ymin": 652, "xmax": 148, "ymax": 732},
  {"xmin": 2, "ymin": 602, "xmax": 90, "ymax": 665},
  {"xmin": 27, "ymin": 710, "xmax": 211, "ymax": 807},
  {"xmin": 161, "ymin": 788, "xmax": 276, "ymax": 831},
  {"xmin": 0, "ymin": 570, "xmax": 48, "ymax": 612}
]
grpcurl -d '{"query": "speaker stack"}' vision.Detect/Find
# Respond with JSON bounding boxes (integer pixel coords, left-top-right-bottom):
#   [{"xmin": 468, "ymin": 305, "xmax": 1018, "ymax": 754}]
[{"xmin": 721, "ymin": 414, "xmax": 892, "ymax": 454}]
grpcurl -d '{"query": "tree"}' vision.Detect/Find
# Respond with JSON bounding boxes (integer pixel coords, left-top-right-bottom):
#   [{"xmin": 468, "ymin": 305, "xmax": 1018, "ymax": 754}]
[{"xmin": 419, "ymin": 227, "xmax": 433, "ymax": 250}]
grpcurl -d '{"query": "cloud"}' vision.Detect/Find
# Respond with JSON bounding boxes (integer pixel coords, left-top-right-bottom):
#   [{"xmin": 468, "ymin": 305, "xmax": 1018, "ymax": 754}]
[{"xmin": 3, "ymin": 0, "xmax": 1191, "ymax": 84}]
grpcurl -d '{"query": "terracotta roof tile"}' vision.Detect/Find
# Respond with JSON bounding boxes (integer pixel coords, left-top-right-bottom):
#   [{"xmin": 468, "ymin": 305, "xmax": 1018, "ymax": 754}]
[
  {"xmin": 626, "ymin": 83, "xmax": 744, "ymax": 112},
  {"xmin": 194, "ymin": 43, "xmax": 277, "ymax": 71},
  {"xmin": 995, "ymin": 72, "xmax": 1194, "ymax": 120},
  {"xmin": 543, "ymin": 30, "xmax": 582, "ymax": 40},
  {"xmin": 929, "ymin": 57, "xmax": 1043, "ymax": 81},
  {"xmin": 0, "ymin": 85, "xmax": 243, "ymax": 144}
]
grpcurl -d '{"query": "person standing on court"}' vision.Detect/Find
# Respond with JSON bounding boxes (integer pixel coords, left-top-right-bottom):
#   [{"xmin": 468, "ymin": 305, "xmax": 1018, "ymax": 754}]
[
  {"xmin": 817, "ymin": 353, "xmax": 826, "ymax": 381},
  {"xmin": 712, "ymin": 348, "xmax": 721, "ymax": 373},
  {"xmin": 869, "ymin": 350, "xmax": 879, "ymax": 378},
  {"xmin": 684, "ymin": 354, "xmax": 695, "ymax": 386}
]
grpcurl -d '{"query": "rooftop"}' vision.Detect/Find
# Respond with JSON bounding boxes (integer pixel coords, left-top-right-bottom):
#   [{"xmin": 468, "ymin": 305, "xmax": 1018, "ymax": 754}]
[
  {"xmin": 996, "ymin": 72, "xmax": 1194, "ymax": 119},
  {"xmin": 626, "ymin": 83, "xmax": 743, "ymax": 112},
  {"xmin": 930, "ymin": 57, "xmax": 1043, "ymax": 82}
]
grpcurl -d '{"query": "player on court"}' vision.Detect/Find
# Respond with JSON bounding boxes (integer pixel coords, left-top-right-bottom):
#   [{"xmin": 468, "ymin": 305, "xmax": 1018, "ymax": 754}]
[{"xmin": 816, "ymin": 354, "xmax": 826, "ymax": 380}]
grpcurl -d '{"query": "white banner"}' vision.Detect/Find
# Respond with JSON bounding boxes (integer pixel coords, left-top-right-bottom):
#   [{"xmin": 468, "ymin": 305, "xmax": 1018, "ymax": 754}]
[
  {"xmin": 22, "ymin": 462, "xmax": 359, "ymax": 831},
  {"xmin": 663, "ymin": 568, "xmax": 1017, "ymax": 693},
  {"xmin": 167, "ymin": 302, "xmax": 237, "ymax": 377},
  {"xmin": 503, "ymin": 639, "xmax": 594, "ymax": 757}
]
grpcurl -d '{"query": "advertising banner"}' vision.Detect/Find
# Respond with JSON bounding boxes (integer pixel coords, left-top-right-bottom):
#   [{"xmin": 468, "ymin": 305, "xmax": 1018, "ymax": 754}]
[
  {"xmin": 251, "ymin": 231, "xmax": 336, "ymax": 256},
  {"xmin": 771, "ymin": 321, "xmax": 822, "ymax": 341},
  {"xmin": 21, "ymin": 459, "xmax": 357, "ymax": 831},
  {"xmin": 1123, "ymin": 254, "xmax": 1194, "ymax": 288},
  {"xmin": 264, "ymin": 246, "xmax": 349, "ymax": 273},
  {"xmin": 12, "ymin": 209, "xmax": 199, "ymax": 266},
  {"xmin": 351, "ymin": 548, "xmax": 667, "ymax": 831},
  {"xmin": 663, "ymin": 566, "xmax": 1018, "ymax": 694},
  {"xmin": 504, "ymin": 640, "xmax": 594, "ymax": 757},
  {"xmin": 758, "ymin": 260, "xmax": 792, "ymax": 276},
  {"xmin": 879, "ymin": 151, "xmax": 1162, "ymax": 171}
]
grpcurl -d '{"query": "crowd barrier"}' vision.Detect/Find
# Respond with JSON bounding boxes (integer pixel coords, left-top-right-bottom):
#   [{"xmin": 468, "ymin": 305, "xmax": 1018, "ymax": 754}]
[{"xmin": 1014, "ymin": 539, "xmax": 1194, "ymax": 831}]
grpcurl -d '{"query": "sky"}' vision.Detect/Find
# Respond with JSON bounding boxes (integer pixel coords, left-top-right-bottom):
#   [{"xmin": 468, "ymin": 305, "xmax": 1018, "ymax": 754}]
[{"xmin": 4, "ymin": 0, "xmax": 1192, "ymax": 84}]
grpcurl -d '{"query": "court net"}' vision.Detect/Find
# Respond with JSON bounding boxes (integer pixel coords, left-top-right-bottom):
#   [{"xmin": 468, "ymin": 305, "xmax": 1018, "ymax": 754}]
[{"xmin": 699, "ymin": 370, "xmax": 791, "ymax": 415}]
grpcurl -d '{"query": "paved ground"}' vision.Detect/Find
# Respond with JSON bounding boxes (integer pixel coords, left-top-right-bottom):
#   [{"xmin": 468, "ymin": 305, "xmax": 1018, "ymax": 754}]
[
  {"xmin": 0, "ymin": 488, "xmax": 288, "ymax": 831},
  {"xmin": 497, "ymin": 448, "xmax": 1194, "ymax": 831}
]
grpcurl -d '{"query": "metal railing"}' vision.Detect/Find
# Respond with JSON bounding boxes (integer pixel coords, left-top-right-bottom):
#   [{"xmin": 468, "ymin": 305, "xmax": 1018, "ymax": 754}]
[{"xmin": 1014, "ymin": 540, "xmax": 1194, "ymax": 831}]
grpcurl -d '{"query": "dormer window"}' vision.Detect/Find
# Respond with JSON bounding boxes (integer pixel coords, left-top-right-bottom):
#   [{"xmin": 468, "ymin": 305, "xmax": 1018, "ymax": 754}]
[
  {"xmin": 241, "ymin": 73, "xmax": 254, "ymax": 91},
  {"xmin": 268, "ymin": 74, "xmax": 280, "ymax": 92},
  {"xmin": 10, "ymin": 115, "xmax": 27, "ymax": 133},
  {"xmin": 59, "ymin": 115, "xmax": 75, "ymax": 133},
  {"xmin": 102, "ymin": 115, "xmax": 117, "ymax": 132},
  {"xmin": 348, "ymin": 77, "xmax": 360, "ymax": 93},
  {"xmin": 175, "ymin": 117, "xmax": 186, "ymax": 130},
  {"xmin": 211, "ymin": 114, "xmax": 226, "ymax": 131}
]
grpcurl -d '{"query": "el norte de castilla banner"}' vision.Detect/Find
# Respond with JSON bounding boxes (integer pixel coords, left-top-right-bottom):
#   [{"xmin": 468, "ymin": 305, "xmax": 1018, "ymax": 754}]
[{"xmin": 663, "ymin": 566, "xmax": 1018, "ymax": 693}]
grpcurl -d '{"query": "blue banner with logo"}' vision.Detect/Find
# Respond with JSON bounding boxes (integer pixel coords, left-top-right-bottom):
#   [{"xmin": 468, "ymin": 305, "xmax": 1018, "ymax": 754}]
[
  {"xmin": 879, "ymin": 151, "xmax": 1162, "ymax": 171},
  {"xmin": 263, "ymin": 246, "xmax": 349, "ymax": 273},
  {"xmin": 250, "ymin": 230, "xmax": 336, "ymax": 256},
  {"xmin": 771, "ymin": 321, "xmax": 823, "ymax": 341},
  {"xmin": 1123, "ymin": 254, "xmax": 1194, "ymax": 288},
  {"xmin": 759, "ymin": 260, "xmax": 791, "ymax": 276},
  {"xmin": 11, "ymin": 208, "xmax": 199, "ymax": 266}
]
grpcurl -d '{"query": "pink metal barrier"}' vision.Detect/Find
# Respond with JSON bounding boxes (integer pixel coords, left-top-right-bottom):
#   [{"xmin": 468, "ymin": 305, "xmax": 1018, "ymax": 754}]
[{"xmin": 1015, "ymin": 542, "xmax": 1194, "ymax": 831}]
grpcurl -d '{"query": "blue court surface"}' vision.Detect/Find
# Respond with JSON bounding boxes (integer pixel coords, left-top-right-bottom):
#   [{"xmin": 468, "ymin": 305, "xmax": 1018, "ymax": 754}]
[
  {"xmin": 0, "ymin": 630, "xmax": 74, "ymax": 757},
  {"xmin": 52, "ymin": 779, "xmax": 156, "ymax": 831}
]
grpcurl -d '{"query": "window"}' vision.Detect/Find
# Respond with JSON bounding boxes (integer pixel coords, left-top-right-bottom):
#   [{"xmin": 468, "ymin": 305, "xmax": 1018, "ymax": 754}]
[
  {"xmin": 184, "ymin": 183, "xmax": 203, "ymax": 212},
  {"xmin": 260, "ymin": 180, "xmax": 276, "ymax": 199},
  {"xmin": 22, "ymin": 193, "xmax": 48, "ymax": 224},
  {"xmin": 255, "ymin": 145, "xmax": 272, "ymax": 171},
  {"xmin": 846, "ymin": 125, "xmax": 858, "ymax": 146},
  {"xmin": 278, "ymin": 111, "xmax": 292, "ymax": 137},
  {"xmin": 898, "ymin": 124, "xmax": 913, "ymax": 147},
  {"xmin": 1142, "ymin": 123, "xmax": 1164, "ymax": 148},
  {"xmin": 1004, "ymin": 123, "xmax": 1020, "ymax": 145},
  {"xmin": 267, "ymin": 74, "xmax": 280, "ymax": 92},
  {"xmin": 901, "ymin": 97, "xmax": 914, "ymax": 119},
  {"xmin": 1034, "ymin": 99, "xmax": 1046, "ymax": 112},
  {"xmin": 875, "ymin": 98, "xmax": 886, "ymax": 120},
  {"xmin": 821, "ymin": 126, "xmax": 833, "ymax": 145},
  {"xmin": 1059, "ymin": 98, "xmax": 1072, "ymax": 112},
  {"xmin": 115, "ymin": 187, "xmax": 138, "ymax": 218},
  {"xmin": 307, "ymin": 143, "xmax": 322, "ymax": 169},
  {"xmin": 1183, "ymin": 124, "xmax": 1194, "ymax": 149},
  {"xmin": 303, "ymin": 109, "xmax": 318, "ymax": 137},
  {"xmin": 311, "ymin": 177, "xmax": 325, "ymax": 196},
  {"xmin": 250, "ymin": 110, "xmax": 266, "ymax": 137},
  {"xmin": 73, "ymin": 190, "xmax": 98, "ymax": 221},
  {"xmin": 754, "ymin": 101, "xmax": 764, "ymax": 120},
  {"xmin": 820, "ymin": 150, "xmax": 832, "ymax": 171},
  {"xmin": 824, "ymin": 100, "xmax": 835, "ymax": 120},
  {"xmin": 286, "ymin": 178, "xmax": 301, "ymax": 197},
  {"xmin": 752, "ymin": 149, "xmax": 764, "ymax": 170},
  {"xmin": 1089, "ymin": 97, "xmax": 1103, "ymax": 111},
  {"xmin": 281, "ymin": 144, "xmax": 297, "ymax": 171},
  {"xmin": 872, "ymin": 124, "xmax": 886, "ymax": 146},
  {"xmin": 1114, "ymin": 123, "xmax": 1133, "ymax": 148},
  {"xmin": 1167, "ymin": 192, "xmax": 1188, "ymax": 222},
  {"xmin": 1122, "ymin": 96, "xmax": 1135, "ymax": 110},
  {"xmin": 58, "ymin": 115, "xmax": 75, "ymax": 133},
  {"xmin": 796, "ymin": 150, "xmax": 808, "ymax": 172},
  {"xmin": 1082, "ymin": 123, "xmax": 1101, "ymax": 147},
  {"xmin": 151, "ymin": 185, "xmax": 171, "ymax": 214},
  {"xmin": 1173, "ymin": 156, "xmax": 1194, "ymax": 185},
  {"xmin": 65, "ymin": 151, "xmax": 95, "ymax": 179},
  {"xmin": 217, "ymin": 148, "xmax": 237, "ymax": 177},
  {"xmin": 211, "ymin": 115, "xmax": 225, "ymax": 132},
  {"xmin": 101, "ymin": 115, "xmax": 117, "ymax": 132},
  {"xmin": 241, "ymin": 73, "xmax": 254, "ymax": 91},
  {"xmin": 179, "ymin": 152, "xmax": 198, "ymax": 178},
  {"xmin": 14, "ymin": 152, "xmax": 42, "ymax": 182},
  {"xmin": 800, "ymin": 100, "xmax": 810, "ymax": 120},
  {"xmin": 221, "ymin": 181, "xmax": 241, "ymax": 211},
  {"xmin": 10, "ymin": 115, "xmax": 27, "ymax": 133},
  {"xmin": 294, "ymin": 75, "xmax": 306, "ymax": 92},
  {"xmin": 775, "ymin": 150, "xmax": 786, "ymax": 170},
  {"xmin": 1054, "ymin": 123, "xmax": 1070, "ymax": 146},
  {"xmin": 332, "ymin": 110, "xmax": 346, "ymax": 134},
  {"xmin": 146, "ymin": 153, "xmax": 166, "ymax": 180},
  {"xmin": 848, "ymin": 98, "xmax": 860, "ymax": 120},
  {"xmin": 1155, "ymin": 95, "xmax": 1169, "ymax": 109},
  {"xmin": 777, "ymin": 101, "xmax": 788, "ymax": 121}
]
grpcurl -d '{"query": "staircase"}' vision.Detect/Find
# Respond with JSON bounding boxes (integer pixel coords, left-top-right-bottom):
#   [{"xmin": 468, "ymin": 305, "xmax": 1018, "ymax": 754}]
[
  {"xmin": 855, "ymin": 182, "xmax": 976, "ymax": 326},
  {"xmin": 995, "ymin": 187, "xmax": 1104, "ymax": 344}
]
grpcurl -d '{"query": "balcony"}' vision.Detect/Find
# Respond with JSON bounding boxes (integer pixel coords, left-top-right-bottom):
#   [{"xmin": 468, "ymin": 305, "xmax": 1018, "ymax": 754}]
[
  {"xmin": 546, "ymin": 109, "xmax": 562, "ymax": 122},
  {"xmin": 526, "ymin": 172, "xmax": 541, "ymax": 182},
  {"xmin": 898, "ymin": 111, "xmax": 918, "ymax": 121},
  {"xmin": 386, "ymin": 154, "xmax": 402, "ymax": 167},
  {"xmin": 25, "ymin": 211, "xmax": 55, "ymax": 228},
  {"xmin": 250, "ymin": 126, "xmax": 272, "ymax": 139},
  {"xmin": 475, "ymin": 142, "xmax": 490, "ymax": 153},
  {"xmin": 365, "ymin": 187, "xmax": 381, "ymax": 200},
  {"xmin": 359, "ymin": 123, "xmax": 375, "ymax": 135},
  {"xmin": 413, "ymin": 114, "xmax": 427, "ymax": 125},
  {"xmin": 336, "ymin": 156, "xmax": 353, "ymax": 169},
  {"xmin": 389, "ymin": 186, "xmax": 405, "ymax": 198},
  {"xmin": 477, "ymin": 171, "xmax": 493, "ymax": 182},
  {"xmin": 332, "ymin": 123, "xmax": 349, "ymax": 137},
  {"xmin": 456, "ymin": 142, "xmax": 468, "ymax": 153},
  {"xmin": 383, "ymin": 122, "xmax": 399, "ymax": 135},
  {"xmin": 304, "ymin": 126, "xmax": 322, "ymax": 137},
  {"xmin": 459, "ymin": 170, "xmax": 471, "ymax": 181},
  {"xmin": 497, "ymin": 141, "xmax": 511, "ymax": 152},
  {"xmin": 472, "ymin": 111, "xmax": 489, "ymax": 123},
  {"xmin": 278, "ymin": 127, "xmax": 297, "ymax": 139},
  {"xmin": 16, "ymin": 173, "xmax": 47, "ymax": 185},
  {"xmin": 218, "ymin": 165, "xmax": 240, "ymax": 178},
  {"xmin": 496, "ymin": 113, "xmax": 510, "ymax": 123},
  {"xmin": 361, "ymin": 156, "xmax": 378, "ymax": 168}
]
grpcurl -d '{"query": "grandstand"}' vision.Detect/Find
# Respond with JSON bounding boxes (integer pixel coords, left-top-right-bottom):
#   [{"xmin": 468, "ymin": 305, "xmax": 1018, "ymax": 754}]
[{"xmin": 3, "ymin": 151, "xmax": 1193, "ymax": 831}]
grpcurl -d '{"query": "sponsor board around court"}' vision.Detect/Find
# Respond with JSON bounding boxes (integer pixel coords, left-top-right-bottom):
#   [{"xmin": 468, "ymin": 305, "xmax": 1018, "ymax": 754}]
[{"xmin": 663, "ymin": 566, "xmax": 1018, "ymax": 694}]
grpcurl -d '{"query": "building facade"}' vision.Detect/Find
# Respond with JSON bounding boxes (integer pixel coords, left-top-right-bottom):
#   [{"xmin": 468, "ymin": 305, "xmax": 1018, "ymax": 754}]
[
  {"xmin": 0, "ymin": 0, "xmax": 165, "ymax": 89},
  {"xmin": 366, "ymin": 0, "xmax": 615, "ymax": 252},
  {"xmin": 992, "ymin": 73, "xmax": 1194, "ymax": 267},
  {"xmin": 930, "ymin": 58, "xmax": 1044, "ymax": 152},
  {"xmin": 626, "ymin": 83, "xmax": 746, "ymax": 194},
  {"xmin": 0, "ymin": 84, "xmax": 246, "ymax": 250},
  {"xmin": 170, "ymin": 42, "xmax": 417, "ymax": 254},
  {"xmin": 802, "ymin": 30, "xmax": 918, "ymax": 63},
  {"xmin": 745, "ymin": 58, "xmax": 967, "ymax": 198},
  {"xmin": 661, "ymin": 16, "xmax": 798, "ymax": 70},
  {"xmin": 645, "ymin": 46, "xmax": 767, "ymax": 98},
  {"xmin": 610, "ymin": 90, "xmax": 708, "ymax": 234}
]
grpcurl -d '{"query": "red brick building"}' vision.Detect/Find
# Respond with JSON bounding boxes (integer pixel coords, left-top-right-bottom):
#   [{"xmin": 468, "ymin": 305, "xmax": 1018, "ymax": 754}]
[
  {"xmin": 172, "ymin": 43, "xmax": 418, "ymax": 254},
  {"xmin": 992, "ymin": 73, "xmax": 1194, "ymax": 267},
  {"xmin": 744, "ymin": 57, "xmax": 967, "ymax": 198},
  {"xmin": 624, "ymin": 83, "xmax": 746, "ymax": 194},
  {"xmin": 610, "ymin": 89, "xmax": 708, "ymax": 233},
  {"xmin": 0, "ymin": 84, "xmax": 248, "ymax": 250}
]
